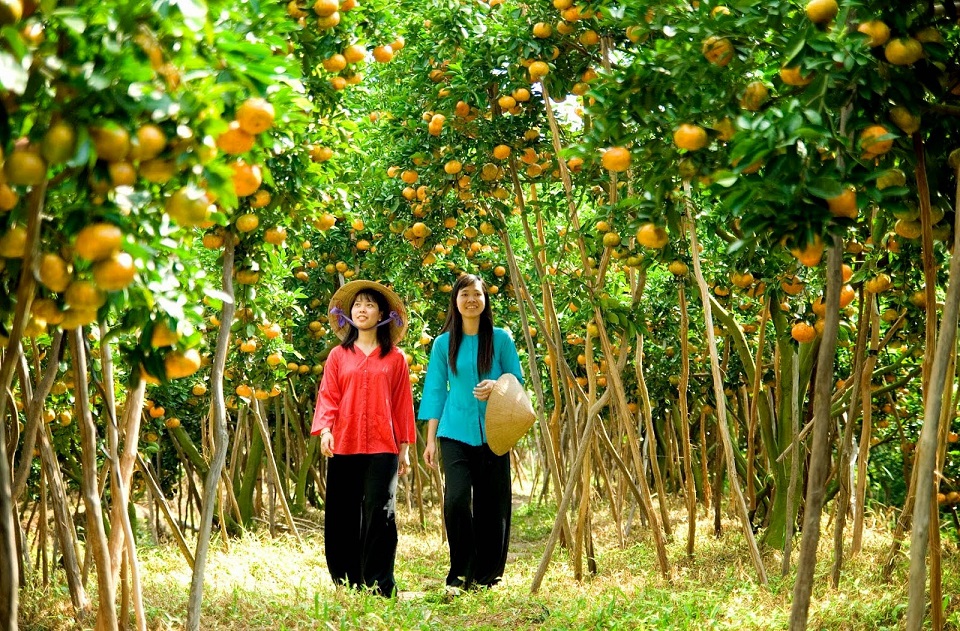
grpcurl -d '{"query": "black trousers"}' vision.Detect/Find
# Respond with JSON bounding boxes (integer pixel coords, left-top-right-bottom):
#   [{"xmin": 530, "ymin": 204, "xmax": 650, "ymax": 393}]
[
  {"xmin": 438, "ymin": 437, "xmax": 512, "ymax": 588},
  {"xmin": 324, "ymin": 453, "xmax": 399, "ymax": 596}
]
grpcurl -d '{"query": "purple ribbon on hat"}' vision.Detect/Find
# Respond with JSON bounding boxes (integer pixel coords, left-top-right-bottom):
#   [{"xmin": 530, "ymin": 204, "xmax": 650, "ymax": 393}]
[{"xmin": 330, "ymin": 307, "xmax": 403, "ymax": 330}]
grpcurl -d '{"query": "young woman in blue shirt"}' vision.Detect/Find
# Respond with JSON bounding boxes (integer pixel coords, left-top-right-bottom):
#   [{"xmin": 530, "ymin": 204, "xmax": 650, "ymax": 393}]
[{"xmin": 419, "ymin": 273, "xmax": 524, "ymax": 591}]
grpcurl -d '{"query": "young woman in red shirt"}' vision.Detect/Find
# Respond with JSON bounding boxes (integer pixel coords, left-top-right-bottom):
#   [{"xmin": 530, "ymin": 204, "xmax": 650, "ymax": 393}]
[{"xmin": 311, "ymin": 280, "xmax": 416, "ymax": 597}]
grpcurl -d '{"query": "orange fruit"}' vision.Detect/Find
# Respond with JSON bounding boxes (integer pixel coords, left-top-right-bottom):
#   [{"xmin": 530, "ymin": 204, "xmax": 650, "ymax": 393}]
[
  {"xmin": 888, "ymin": 106, "xmax": 920, "ymax": 135},
  {"xmin": 151, "ymin": 321, "xmax": 181, "ymax": 347},
  {"xmin": 165, "ymin": 417, "xmax": 181, "ymax": 429},
  {"xmin": 635, "ymin": 223, "xmax": 668, "ymax": 249},
  {"xmin": 236, "ymin": 212, "xmax": 260, "ymax": 232},
  {"xmin": 32, "ymin": 297, "xmax": 64, "ymax": 325},
  {"xmin": 3, "ymin": 147, "xmax": 46, "ymax": 186},
  {"xmin": 314, "ymin": 212, "xmax": 337, "ymax": 230},
  {"xmin": 236, "ymin": 269, "xmax": 261, "ymax": 285},
  {"xmin": 74, "ymin": 223, "xmax": 123, "ymax": 262},
  {"xmin": 231, "ymin": 161, "xmax": 262, "ymax": 197},
  {"xmin": 857, "ymin": 20, "xmax": 890, "ymax": 47},
  {"xmin": 492, "ymin": 144, "xmax": 511, "ymax": 160},
  {"xmin": 264, "ymin": 226, "xmax": 287, "ymax": 245},
  {"xmin": 884, "ymin": 37, "xmax": 923, "ymax": 65},
  {"xmin": 740, "ymin": 81, "xmax": 769, "ymax": 111},
  {"xmin": 64, "ymin": 279, "xmax": 106, "ymax": 309},
  {"xmin": 533, "ymin": 22, "xmax": 552, "ymax": 38},
  {"xmin": 90, "ymin": 125, "xmax": 131, "ymax": 162},
  {"xmin": 372, "ymin": 45, "xmax": 394, "ymax": 63},
  {"xmin": 528, "ymin": 61, "xmax": 549, "ymax": 80},
  {"xmin": 165, "ymin": 348, "xmax": 202, "ymax": 379},
  {"xmin": 166, "ymin": 186, "xmax": 212, "ymax": 227},
  {"xmin": 322, "ymin": 54, "xmax": 348, "ymax": 72},
  {"xmin": 60, "ymin": 307, "xmax": 98, "ymax": 329},
  {"xmin": 805, "ymin": 0, "xmax": 838, "ymax": 24},
  {"xmin": 38, "ymin": 253, "xmax": 72, "ymax": 292},
  {"xmin": 249, "ymin": 189, "xmax": 271, "ymax": 209},
  {"xmin": 108, "ymin": 161, "xmax": 137, "ymax": 187},
  {"xmin": 779, "ymin": 66, "xmax": 813, "ymax": 86},
  {"xmin": 317, "ymin": 11, "xmax": 340, "ymax": 28},
  {"xmin": 668, "ymin": 260, "xmax": 688, "ymax": 276},
  {"xmin": 216, "ymin": 121, "xmax": 256, "ymax": 155},
  {"xmin": 673, "ymin": 124, "xmax": 708, "ymax": 150},
  {"xmin": 93, "ymin": 251, "xmax": 137, "ymax": 291},
  {"xmin": 202, "ymin": 232, "xmax": 225, "ymax": 249},
  {"xmin": 41, "ymin": 121, "xmax": 78, "ymax": 165},
  {"xmin": 827, "ymin": 187, "xmax": 857, "ymax": 219},
  {"xmin": 236, "ymin": 98, "xmax": 275, "ymax": 135},
  {"xmin": 791, "ymin": 321, "xmax": 817, "ymax": 343},
  {"xmin": 791, "ymin": 235, "xmax": 824, "ymax": 267},
  {"xmin": 859, "ymin": 125, "xmax": 893, "ymax": 157},
  {"xmin": 310, "ymin": 145, "xmax": 334, "ymax": 162},
  {"xmin": 313, "ymin": 0, "xmax": 338, "ymax": 16},
  {"xmin": 780, "ymin": 276, "xmax": 804, "ymax": 295},
  {"xmin": 602, "ymin": 146, "xmax": 631, "ymax": 172},
  {"xmin": 133, "ymin": 124, "xmax": 167, "ymax": 161},
  {"xmin": 702, "ymin": 36, "xmax": 734, "ymax": 66},
  {"xmin": 0, "ymin": 183, "xmax": 18, "ymax": 211},
  {"xmin": 139, "ymin": 158, "xmax": 176, "ymax": 184},
  {"xmin": 343, "ymin": 43, "xmax": 366, "ymax": 63}
]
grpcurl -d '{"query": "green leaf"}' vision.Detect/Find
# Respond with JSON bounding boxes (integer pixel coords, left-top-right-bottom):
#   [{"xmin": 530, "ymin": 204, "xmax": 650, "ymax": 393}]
[{"xmin": 806, "ymin": 178, "xmax": 843, "ymax": 200}]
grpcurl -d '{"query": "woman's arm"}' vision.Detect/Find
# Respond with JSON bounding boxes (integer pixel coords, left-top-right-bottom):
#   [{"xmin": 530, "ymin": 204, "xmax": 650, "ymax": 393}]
[{"xmin": 423, "ymin": 418, "xmax": 440, "ymax": 469}]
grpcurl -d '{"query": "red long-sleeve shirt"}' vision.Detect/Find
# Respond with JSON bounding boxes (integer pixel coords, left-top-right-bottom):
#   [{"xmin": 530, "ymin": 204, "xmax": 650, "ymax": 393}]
[{"xmin": 310, "ymin": 345, "xmax": 416, "ymax": 455}]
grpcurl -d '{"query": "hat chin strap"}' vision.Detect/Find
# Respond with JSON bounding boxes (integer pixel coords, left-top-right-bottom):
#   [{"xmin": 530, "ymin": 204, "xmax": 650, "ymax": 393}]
[{"xmin": 330, "ymin": 307, "xmax": 403, "ymax": 331}]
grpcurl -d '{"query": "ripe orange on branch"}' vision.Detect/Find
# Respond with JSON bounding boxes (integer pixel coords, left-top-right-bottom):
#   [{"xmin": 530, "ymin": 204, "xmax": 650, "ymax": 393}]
[
  {"xmin": 779, "ymin": 66, "xmax": 813, "ymax": 86},
  {"xmin": 884, "ymin": 38, "xmax": 923, "ymax": 65},
  {"xmin": 601, "ymin": 146, "xmax": 631, "ymax": 172},
  {"xmin": 859, "ymin": 125, "xmax": 893, "ymax": 158},
  {"xmin": 636, "ymin": 223, "xmax": 668, "ymax": 249},
  {"xmin": 857, "ymin": 20, "xmax": 890, "ymax": 47},
  {"xmin": 236, "ymin": 98, "xmax": 275, "ymax": 135},
  {"xmin": 805, "ymin": 0, "xmax": 838, "ymax": 24},
  {"xmin": 673, "ymin": 124, "xmax": 708, "ymax": 151},
  {"xmin": 75, "ymin": 223, "xmax": 123, "ymax": 262},
  {"xmin": 702, "ymin": 36, "xmax": 734, "ymax": 66}
]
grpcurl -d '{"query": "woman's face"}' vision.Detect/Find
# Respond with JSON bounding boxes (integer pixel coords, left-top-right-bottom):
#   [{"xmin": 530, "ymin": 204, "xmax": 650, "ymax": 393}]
[
  {"xmin": 351, "ymin": 292, "xmax": 382, "ymax": 330},
  {"xmin": 456, "ymin": 280, "xmax": 486, "ymax": 319}
]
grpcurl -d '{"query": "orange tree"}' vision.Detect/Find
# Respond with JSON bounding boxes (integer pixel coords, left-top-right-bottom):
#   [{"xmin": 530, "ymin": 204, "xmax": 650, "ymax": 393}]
[
  {"xmin": 575, "ymin": 0, "xmax": 959, "ymax": 623},
  {"xmin": 0, "ymin": 0, "xmax": 407, "ymax": 626}
]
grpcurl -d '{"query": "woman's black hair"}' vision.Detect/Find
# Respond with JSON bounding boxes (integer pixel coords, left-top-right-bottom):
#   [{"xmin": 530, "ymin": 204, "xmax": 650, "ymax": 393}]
[
  {"xmin": 341, "ymin": 289, "xmax": 394, "ymax": 357},
  {"xmin": 440, "ymin": 273, "xmax": 493, "ymax": 376}
]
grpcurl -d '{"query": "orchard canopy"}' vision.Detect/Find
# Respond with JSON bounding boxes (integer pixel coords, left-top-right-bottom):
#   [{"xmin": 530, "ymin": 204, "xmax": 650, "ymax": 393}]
[{"xmin": 1, "ymin": 0, "xmax": 960, "ymax": 628}]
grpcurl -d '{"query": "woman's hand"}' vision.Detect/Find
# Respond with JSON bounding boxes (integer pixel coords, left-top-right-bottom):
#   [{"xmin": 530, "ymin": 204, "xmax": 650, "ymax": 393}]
[
  {"xmin": 320, "ymin": 431, "xmax": 334, "ymax": 458},
  {"xmin": 473, "ymin": 379, "xmax": 497, "ymax": 401},
  {"xmin": 398, "ymin": 443, "xmax": 411, "ymax": 476},
  {"xmin": 423, "ymin": 439, "xmax": 438, "ymax": 469}
]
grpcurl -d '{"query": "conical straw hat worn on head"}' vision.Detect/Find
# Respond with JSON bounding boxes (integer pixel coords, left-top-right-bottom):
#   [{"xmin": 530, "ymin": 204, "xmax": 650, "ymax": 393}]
[
  {"xmin": 485, "ymin": 373, "xmax": 536, "ymax": 456},
  {"xmin": 327, "ymin": 280, "xmax": 408, "ymax": 343}
]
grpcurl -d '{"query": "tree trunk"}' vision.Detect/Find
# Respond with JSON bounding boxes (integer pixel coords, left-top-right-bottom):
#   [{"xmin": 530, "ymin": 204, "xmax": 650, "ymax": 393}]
[
  {"xmin": 905, "ymin": 163, "xmax": 960, "ymax": 631},
  {"xmin": 70, "ymin": 328, "xmax": 118, "ymax": 630},
  {"xmin": 789, "ymin": 235, "xmax": 843, "ymax": 630},
  {"xmin": 186, "ymin": 237, "xmax": 236, "ymax": 631}
]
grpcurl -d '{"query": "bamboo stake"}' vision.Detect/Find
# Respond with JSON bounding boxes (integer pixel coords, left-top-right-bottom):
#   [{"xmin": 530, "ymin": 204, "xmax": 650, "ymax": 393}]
[
  {"xmin": 134, "ymin": 454, "xmax": 194, "ymax": 569},
  {"xmin": 684, "ymin": 188, "xmax": 768, "ymax": 587}
]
